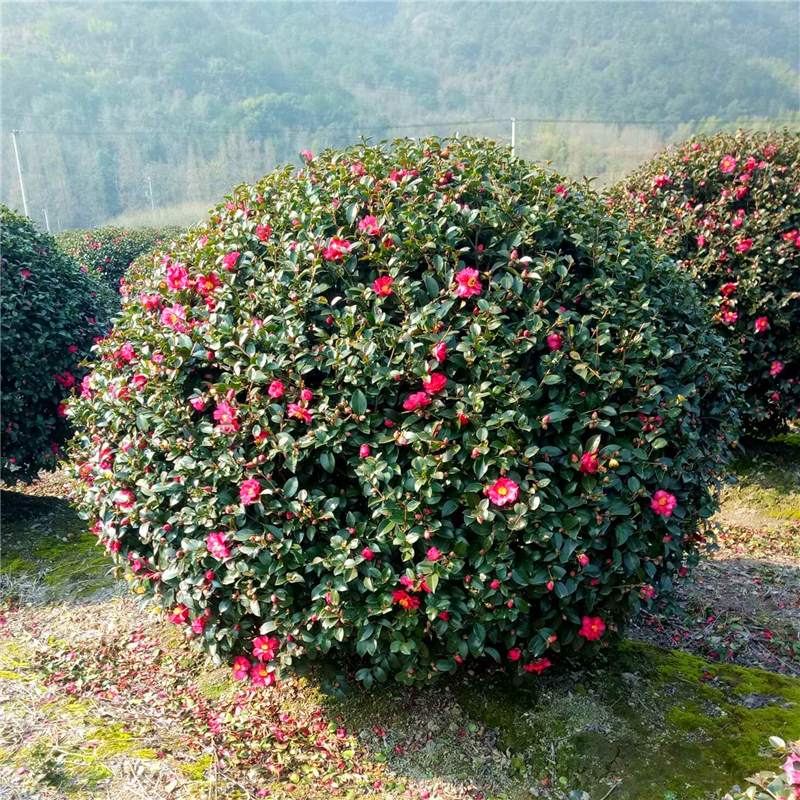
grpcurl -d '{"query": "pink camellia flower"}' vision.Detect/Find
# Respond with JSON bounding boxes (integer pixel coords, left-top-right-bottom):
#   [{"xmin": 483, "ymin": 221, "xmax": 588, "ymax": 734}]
[
  {"xmin": 770, "ymin": 361, "xmax": 784, "ymax": 376},
  {"xmin": 577, "ymin": 554, "xmax": 590, "ymax": 566},
  {"xmin": 115, "ymin": 489, "xmax": 136, "ymax": 508},
  {"xmin": 118, "ymin": 342, "xmax": 135, "ymax": 362},
  {"xmin": 240, "ymin": 478, "xmax": 261, "ymax": 506},
  {"xmin": 189, "ymin": 397, "xmax": 206, "ymax": 411},
  {"xmin": 206, "ymin": 532, "xmax": 230, "ymax": 560},
  {"xmin": 253, "ymin": 635, "xmax": 280, "ymax": 662},
  {"xmin": 433, "ymin": 342, "xmax": 447, "ymax": 362},
  {"xmin": 160, "ymin": 303, "xmax": 187, "ymax": 332},
  {"xmin": 350, "ymin": 161, "xmax": 366, "ymax": 176},
  {"xmin": 720, "ymin": 282, "xmax": 737, "ymax": 297},
  {"xmin": 454, "ymin": 267, "xmax": 482, "ymax": 298},
  {"xmin": 555, "ymin": 184, "xmax": 568, "ymax": 197},
  {"xmin": 579, "ymin": 451, "xmax": 599, "ymax": 474},
  {"xmin": 359, "ymin": 444, "xmax": 371, "ymax": 458},
  {"xmin": 165, "ymin": 263, "xmax": 189, "ymax": 291},
  {"xmin": 754, "ymin": 316, "xmax": 769, "ymax": 333},
  {"xmin": 232, "ymin": 656, "xmax": 251, "ymax": 681},
  {"xmin": 322, "ymin": 238, "xmax": 352, "ymax": 261},
  {"xmin": 251, "ymin": 663, "xmax": 276, "ymax": 687},
  {"xmin": 696, "ymin": 235, "xmax": 707, "ymax": 248},
  {"xmin": 358, "ymin": 215, "xmax": 383, "ymax": 236},
  {"xmin": 300, "ymin": 389, "xmax": 313, "ymax": 401},
  {"xmin": 546, "ymin": 333, "xmax": 562, "ymax": 351},
  {"xmin": 719, "ymin": 155, "xmax": 737, "ymax": 173},
  {"xmin": 300, "ymin": 149, "xmax": 313, "ymax": 161},
  {"xmin": 578, "ymin": 616, "xmax": 606, "ymax": 641},
  {"xmin": 770, "ymin": 391, "xmax": 780, "ymax": 402},
  {"xmin": 268, "ymin": 380, "xmax": 285, "ymax": 398},
  {"xmin": 422, "ymin": 373, "xmax": 447, "ymax": 395},
  {"xmin": 373, "ymin": 276, "xmax": 394, "ymax": 296},
  {"xmin": 130, "ymin": 375, "xmax": 147, "ymax": 390},
  {"xmin": 508, "ymin": 648, "xmax": 521, "ymax": 662},
  {"xmin": 256, "ymin": 224, "xmax": 272, "ymax": 242},
  {"xmin": 782, "ymin": 752, "xmax": 800, "ymax": 785},
  {"xmin": 361, "ymin": 547, "xmax": 374, "ymax": 561},
  {"xmin": 57, "ymin": 401, "xmax": 69, "ymax": 418},
  {"xmin": 426, "ymin": 546, "xmax": 441, "ymax": 562},
  {"xmin": 736, "ymin": 238, "xmax": 753, "ymax": 253},
  {"xmin": 287, "ymin": 403, "xmax": 313, "ymax": 423},
  {"xmin": 523, "ymin": 658, "xmax": 552, "ymax": 675},
  {"xmin": 191, "ymin": 614, "xmax": 208, "ymax": 635},
  {"xmin": 486, "ymin": 477, "xmax": 520, "ymax": 507},
  {"xmin": 195, "ymin": 272, "xmax": 221, "ymax": 296},
  {"xmin": 81, "ymin": 375, "xmax": 93, "ymax": 398},
  {"xmin": 403, "ymin": 391, "xmax": 431, "ymax": 411},
  {"xmin": 169, "ymin": 605, "xmax": 189, "ymax": 625},
  {"xmin": 651, "ymin": 489, "xmax": 677, "ymax": 518},
  {"xmin": 55, "ymin": 371, "xmax": 76, "ymax": 388},
  {"xmin": 213, "ymin": 401, "xmax": 240, "ymax": 433},
  {"xmin": 722, "ymin": 310, "xmax": 738, "ymax": 324},
  {"xmin": 222, "ymin": 252, "xmax": 240, "ymax": 271}
]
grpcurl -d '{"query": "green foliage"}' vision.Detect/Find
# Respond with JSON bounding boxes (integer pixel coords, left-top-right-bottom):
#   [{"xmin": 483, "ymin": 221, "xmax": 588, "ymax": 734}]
[
  {"xmin": 609, "ymin": 129, "xmax": 800, "ymax": 430},
  {"xmin": 56, "ymin": 226, "xmax": 185, "ymax": 291},
  {"xmin": 67, "ymin": 137, "xmax": 739, "ymax": 693},
  {"xmin": 722, "ymin": 737, "xmax": 799, "ymax": 800},
  {"xmin": 1, "ymin": 207, "xmax": 113, "ymax": 483}
]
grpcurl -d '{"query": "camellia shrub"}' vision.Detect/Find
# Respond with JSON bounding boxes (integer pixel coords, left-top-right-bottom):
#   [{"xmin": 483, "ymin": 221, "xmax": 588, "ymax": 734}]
[
  {"xmin": 67, "ymin": 137, "xmax": 739, "ymax": 694},
  {"xmin": 57, "ymin": 225, "xmax": 185, "ymax": 291},
  {"xmin": 1, "ymin": 206, "xmax": 114, "ymax": 483},
  {"xmin": 609, "ymin": 129, "xmax": 800, "ymax": 429}
]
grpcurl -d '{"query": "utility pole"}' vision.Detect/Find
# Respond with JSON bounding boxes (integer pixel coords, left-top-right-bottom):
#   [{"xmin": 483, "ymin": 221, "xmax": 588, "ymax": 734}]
[
  {"xmin": 43, "ymin": 207, "xmax": 50, "ymax": 233},
  {"xmin": 510, "ymin": 118, "xmax": 516, "ymax": 156},
  {"xmin": 146, "ymin": 175, "xmax": 155, "ymax": 211},
  {"xmin": 11, "ymin": 130, "xmax": 29, "ymax": 217}
]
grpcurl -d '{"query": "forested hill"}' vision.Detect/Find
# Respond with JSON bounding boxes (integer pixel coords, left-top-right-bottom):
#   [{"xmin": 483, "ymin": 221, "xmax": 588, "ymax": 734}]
[{"xmin": 2, "ymin": 1, "xmax": 798, "ymax": 230}]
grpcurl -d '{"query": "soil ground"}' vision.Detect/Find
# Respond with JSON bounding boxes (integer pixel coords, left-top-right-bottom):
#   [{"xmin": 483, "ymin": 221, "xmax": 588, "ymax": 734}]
[{"xmin": 1, "ymin": 441, "xmax": 798, "ymax": 800}]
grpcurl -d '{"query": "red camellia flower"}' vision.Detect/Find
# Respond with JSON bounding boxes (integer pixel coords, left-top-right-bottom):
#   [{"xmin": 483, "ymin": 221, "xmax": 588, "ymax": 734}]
[
  {"xmin": 486, "ymin": 477, "xmax": 520, "ymax": 507},
  {"xmin": 422, "ymin": 373, "xmax": 447, "ymax": 395},
  {"xmin": 253, "ymin": 635, "xmax": 280, "ymax": 662},
  {"xmin": 650, "ymin": 489, "xmax": 677, "ymax": 518},
  {"xmin": 523, "ymin": 658, "xmax": 552, "ymax": 675},
  {"xmin": 160, "ymin": 303, "xmax": 188, "ymax": 332},
  {"xmin": 361, "ymin": 547, "xmax": 374, "ymax": 561},
  {"xmin": 287, "ymin": 402, "xmax": 313, "ymax": 423},
  {"xmin": 232, "ymin": 655, "xmax": 251, "ymax": 680},
  {"xmin": 358, "ymin": 215, "xmax": 383, "ymax": 236},
  {"xmin": 322, "ymin": 237, "xmax": 352, "ymax": 261},
  {"xmin": 433, "ymin": 341, "xmax": 447, "ymax": 362},
  {"xmin": 577, "ymin": 554, "xmax": 589, "ymax": 566},
  {"xmin": 720, "ymin": 282, "xmax": 737, "ymax": 297},
  {"xmin": 268, "ymin": 380, "xmax": 285, "ymax": 398},
  {"xmin": 454, "ymin": 267, "xmax": 482, "ymax": 298},
  {"xmin": 240, "ymin": 478, "xmax": 261, "ymax": 506},
  {"xmin": 392, "ymin": 590, "xmax": 420, "ymax": 610},
  {"xmin": 546, "ymin": 333, "xmax": 562, "ymax": 351},
  {"xmin": 403, "ymin": 391, "xmax": 431, "ymax": 411},
  {"xmin": 251, "ymin": 663, "xmax": 276, "ymax": 687},
  {"xmin": 578, "ymin": 616, "xmax": 605, "ymax": 640},
  {"xmin": 256, "ymin": 224, "xmax": 272, "ymax": 242},
  {"xmin": 770, "ymin": 361, "xmax": 784, "ymax": 376},
  {"xmin": 165, "ymin": 263, "xmax": 189, "ymax": 291},
  {"xmin": 508, "ymin": 647, "xmax": 521, "ymax": 661},
  {"xmin": 222, "ymin": 251, "xmax": 240, "ymax": 271},
  {"xmin": 206, "ymin": 532, "xmax": 231, "ymax": 560},
  {"xmin": 579, "ymin": 451, "xmax": 599, "ymax": 473},
  {"xmin": 195, "ymin": 272, "xmax": 221, "ymax": 296},
  {"xmin": 359, "ymin": 444, "xmax": 371, "ymax": 458},
  {"xmin": 754, "ymin": 316, "xmax": 769, "ymax": 333},
  {"xmin": 373, "ymin": 276, "xmax": 394, "ymax": 296},
  {"xmin": 719, "ymin": 155, "xmax": 737, "ymax": 173},
  {"xmin": 141, "ymin": 293, "xmax": 161, "ymax": 310},
  {"xmin": 169, "ymin": 605, "xmax": 189, "ymax": 624},
  {"xmin": 189, "ymin": 397, "xmax": 206, "ymax": 411},
  {"xmin": 213, "ymin": 401, "xmax": 240, "ymax": 433},
  {"xmin": 736, "ymin": 238, "xmax": 753, "ymax": 253},
  {"xmin": 57, "ymin": 402, "xmax": 69, "ymax": 418},
  {"xmin": 426, "ymin": 546, "xmax": 441, "ymax": 562}
]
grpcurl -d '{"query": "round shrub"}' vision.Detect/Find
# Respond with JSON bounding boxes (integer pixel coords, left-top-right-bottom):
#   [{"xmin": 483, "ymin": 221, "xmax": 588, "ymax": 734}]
[
  {"xmin": 1, "ymin": 206, "xmax": 114, "ymax": 483},
  {"xmin": 67, "ymin": 138, "xmax": 739, "ymax": 693},
  {"xmin": 609, "ymin": 129, "xmax": 800, "ymax": 429},
  {"xmin": 57, "ymin": 225, "xmax": 186, "ymax": 291}
]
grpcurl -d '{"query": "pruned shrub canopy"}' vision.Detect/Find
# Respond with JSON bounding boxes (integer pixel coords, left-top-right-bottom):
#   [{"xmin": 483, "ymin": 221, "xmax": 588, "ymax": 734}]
[{"xmin": 67, "ymin": 138, "xmax": 738, "ymax": 693}]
